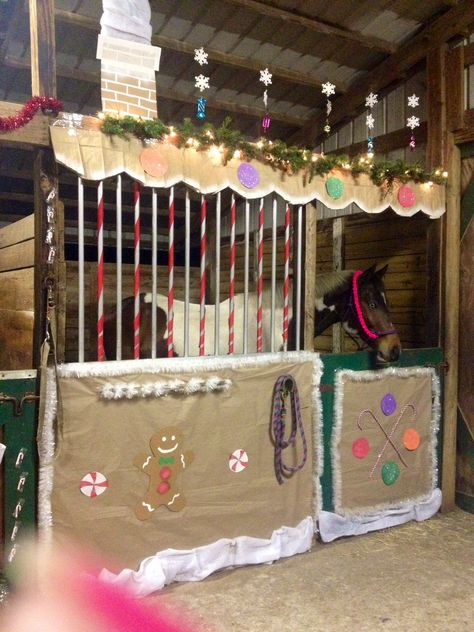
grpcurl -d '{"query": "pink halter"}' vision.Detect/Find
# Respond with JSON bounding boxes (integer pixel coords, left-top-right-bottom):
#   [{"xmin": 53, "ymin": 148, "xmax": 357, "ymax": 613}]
[{"xmin": 352, "ymin": 270, "xmax": 397, "ymax": 340}]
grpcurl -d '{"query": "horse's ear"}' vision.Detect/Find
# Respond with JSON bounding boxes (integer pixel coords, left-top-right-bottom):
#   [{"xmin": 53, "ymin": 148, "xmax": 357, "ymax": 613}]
[
  {"xmin": 375, "ymin": 264, "xmax": 389, "ymax": 278},
  {"xmin": 361, "ymin": 264, "xmax": 377, "ymax": 278}
]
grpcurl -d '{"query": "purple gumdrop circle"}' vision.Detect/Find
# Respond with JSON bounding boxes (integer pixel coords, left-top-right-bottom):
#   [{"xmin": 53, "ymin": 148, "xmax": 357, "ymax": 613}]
[
  {"xmin": 381, "ymin": 393, "xmax": 397, "ymax": 416},
  {"xmin": 237, "ymin": 163, "xmax": 260, "ymax": 189}
]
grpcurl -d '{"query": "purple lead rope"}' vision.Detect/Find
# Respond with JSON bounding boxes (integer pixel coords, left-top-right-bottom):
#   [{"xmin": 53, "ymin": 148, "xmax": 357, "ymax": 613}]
[{"xmin": 272, "ymin": 374, "xmax": 308, "ymax": 485}]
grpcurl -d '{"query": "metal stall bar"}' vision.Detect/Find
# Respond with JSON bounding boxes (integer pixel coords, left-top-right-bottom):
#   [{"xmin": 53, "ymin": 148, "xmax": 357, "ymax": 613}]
[
  {"xmin": 228, "ymin": 194, "xmax": 236, "ymax": 354},
  {"xmin": 184, "ymin": 189, "xmax": 191, "ymax": 357},
  {"xmin": 151, "ymin": 188, "xmax": 158, "ymax": 359},
  {"xmin": 77, "ymin": 177, "xmax": 84, "ymax": 362},
  {"xmin": 296, "ymin": 205, "xmax": 303, "ymax": 351},
  {"xmin": 214, "ymin": 192, "xmax": 221, "ymax": 356},
  {"xmin": 199, "ymin": 195, "xmax": 207, "ymax": 356},
  {"xmin": 283, "ymin": 203, "xmax": 291, "ymax": 351},
  {"xmin": 270, "ymin": 196, "xmax": 277, "ymax": 352},
  {"xmin": 115, "ymin": 175, "xmax": 123, "ymax": 360},
  {"xmin": 97, "ymin": 180, "xmax": 105, "ymax": 361},
  {"xmin": 243, "ymin": 199, "xmax": 250, "ymax": 354},
  {"xmin": 256, "ymin": 198, "xmax": 265, "ymax": 352},
  {"xmin": 167, "ymin": 186, "xmax": 175, "ymax": 357},
  {"xmin": 133, "ymin": 182, "xmax": 141, "ymax": 360}
]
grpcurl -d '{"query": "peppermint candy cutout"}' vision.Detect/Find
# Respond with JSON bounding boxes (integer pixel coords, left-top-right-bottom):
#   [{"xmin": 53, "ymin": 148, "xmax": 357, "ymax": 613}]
[
  {"xmin": 80, "ymin": 471, "xmax": 109, "ymax": 498},
  {"xmin": 228, "ymin": 449, "xmax": 249, "ymax": 473}
]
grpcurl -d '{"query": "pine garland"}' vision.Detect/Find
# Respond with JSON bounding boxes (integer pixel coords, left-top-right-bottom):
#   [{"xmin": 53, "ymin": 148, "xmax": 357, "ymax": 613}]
[{"xmin": 101, "ymin": 114, "xmax": 446, "ymax": 187}]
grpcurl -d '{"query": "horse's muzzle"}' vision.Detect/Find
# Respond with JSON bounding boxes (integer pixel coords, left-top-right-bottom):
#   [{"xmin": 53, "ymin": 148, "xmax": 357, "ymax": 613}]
[{"xmin": 376, "ymin": 333, "xmax": 402, "ymax": 363}]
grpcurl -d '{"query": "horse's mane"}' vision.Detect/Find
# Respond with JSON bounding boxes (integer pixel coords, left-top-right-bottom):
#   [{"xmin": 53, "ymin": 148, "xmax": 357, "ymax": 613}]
[{"xmin": 315, "ymin": 270, "xmax": 353, "ymax": 298}]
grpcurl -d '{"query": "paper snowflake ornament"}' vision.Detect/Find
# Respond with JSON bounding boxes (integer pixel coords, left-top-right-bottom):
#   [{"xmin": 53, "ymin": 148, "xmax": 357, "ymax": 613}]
[
  {"xmin": 322, "ymin": 82, "xmax": 336, "ymax": 97},
  {"xmin": 195, "ymin": 74, "xmax": 210, "ymax": 92},
  {"xmin": 194, "ymin": 47, "xmax": 208, "ymax": 66},
  {"xmin": 407, "ymin": 115, "xmax": 420, "ymax": 129},
  {"xmin": 260, "ymin": 68, "xmax": 272, "ymax": 86},
  {"xmin": 366, "ymin": 113, "xmax": 375, "ymax": 129},
  {"xmin": 365, "ymin": 92, "xmax": 378, "ymax": 109},
  {"xmin": 407, "ymin": 94, "xmax": 419, "ymax": 108}
]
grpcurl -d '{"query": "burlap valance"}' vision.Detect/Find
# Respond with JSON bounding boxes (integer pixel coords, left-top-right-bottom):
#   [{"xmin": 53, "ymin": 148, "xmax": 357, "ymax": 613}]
[{"xmin": 50, "ymin": 126, "xmax": 445, "ymax": 218}]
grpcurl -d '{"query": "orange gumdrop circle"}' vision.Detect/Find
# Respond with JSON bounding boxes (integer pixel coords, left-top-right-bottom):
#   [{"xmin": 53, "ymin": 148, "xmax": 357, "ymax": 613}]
[{"xmin": 403, "ymin": 428, "xmax": 421, "ymax": 451}]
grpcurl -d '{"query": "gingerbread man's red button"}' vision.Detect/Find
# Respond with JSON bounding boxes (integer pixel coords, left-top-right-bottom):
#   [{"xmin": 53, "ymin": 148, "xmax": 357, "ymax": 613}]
[
  {"xmin": 157, "ymin": 481, "xmax": 170, "ymax": 495},
  {"xmin": 159, "ymin": 467, "xmax": 172, "ymax": 480}
]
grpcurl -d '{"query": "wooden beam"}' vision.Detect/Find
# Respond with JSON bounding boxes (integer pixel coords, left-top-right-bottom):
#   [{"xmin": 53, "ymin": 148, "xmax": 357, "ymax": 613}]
[
  {"xmin": 303, "ymin": 204, "xmax": 317, "ymax": 350},
  {"xmin": 290, "ymin": 0, "xmax": 474, "ymax": 146},
  {"xmin": 330, "ymin": 123, "xmax": 427, "ymax": 158},
  {"xmin": 29, "ymin": 0, "xmax": 56, "ymax": 95},
  {"xmin": 53, "ymin": 9, "xmax": 347, "ymax": 93},
  {"xmin": 453, "ymin": 108, "xmax": 474, "ymax": 144},
  {"xmin": 446, "ymin": 46, "xmax": 464, "ymax": 132},
  {"xmin": 464, "ymin": 41, "xmax": 474, "ymax": 67},
  {"xmin": 442, "ymin": 134, "xmax": 461, "ymax": 512},
  {"xmin": 223, "ymin": 0, "xmax": 396, "ymax": 54},
  {"xmin": 4, "ymin": 56, "xmax": 305, "ymax": 127},
  {"xmin": 0, "ymin": 100, "xmax": 51, "ymax": 147},
  {"xmin": 426, "ymin": 46, "xmax": 447, "ymax": 170}
]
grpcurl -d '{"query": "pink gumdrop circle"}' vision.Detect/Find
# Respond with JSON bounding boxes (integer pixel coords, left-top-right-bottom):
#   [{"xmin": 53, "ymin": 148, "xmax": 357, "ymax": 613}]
[
  {"xmin": 398, "ymin": 185, "xmax": 416, "ymax": 208},
  {"xmin": 352, "ymin": 437, "xmax": 370, "ymax": 459}
]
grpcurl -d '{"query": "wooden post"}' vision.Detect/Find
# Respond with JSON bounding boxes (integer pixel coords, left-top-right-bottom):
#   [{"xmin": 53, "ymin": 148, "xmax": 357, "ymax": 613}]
[
  {"xmin": 441, "ymin": 134, "xmax": 461, "ymax": 512},
  {"xmin": 29, "ymin": 0, "xmax": 58, "ymax": 368},
  {"xmin": 303, "ymin": 204, "xmax": 317, "ymax": 350},
  {"xmin": 332, "ymin": 217, "xmax": 344, "ymax": 352}
]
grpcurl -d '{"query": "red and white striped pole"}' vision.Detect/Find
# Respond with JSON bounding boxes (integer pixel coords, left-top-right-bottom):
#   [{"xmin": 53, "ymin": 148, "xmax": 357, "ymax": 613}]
[
  {"xmin": 167, "ymin": 186, "xmax": 175, "ymax": 357},
  {"xmin": 283, "ymin": 203, "xmax": 291, "ymax": 350},
  {"xmin": 97, "ymin": 181, "xmax": 105, "ymax": 361},
  {"xmin": 133, "ymin": 182, "xmax": 141, "ymax": 359},
  {"xmin": 199, "ymin": 195, "xmax": 206, "ymax": 355},
  {"xmin": 228, "ymin": 194, "xmax": 236, "ymax": 354},
  {"xmin": 256, "ymin": 198, "xmax": 265, "ymax": 352}
]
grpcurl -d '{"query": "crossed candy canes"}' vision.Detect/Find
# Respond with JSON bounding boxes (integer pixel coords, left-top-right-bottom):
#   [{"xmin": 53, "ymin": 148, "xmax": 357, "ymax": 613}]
[{"xmin": 357, "ymin": 404, "xmax": 415, "ymax": 478}]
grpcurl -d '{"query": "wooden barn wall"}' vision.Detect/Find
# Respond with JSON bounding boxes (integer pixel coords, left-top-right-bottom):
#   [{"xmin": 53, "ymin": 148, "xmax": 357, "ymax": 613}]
[
  {"xmin": 64, "ymin": 262, "xmax": 201, "ymax": 363},
  {"xmin": 0, "ymin": 215, "xmax": 35, "ymax": 370}
]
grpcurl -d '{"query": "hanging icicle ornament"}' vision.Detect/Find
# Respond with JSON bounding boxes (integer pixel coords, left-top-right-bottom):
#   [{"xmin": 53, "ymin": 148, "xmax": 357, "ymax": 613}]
[
  {"xmin": 321, "ymin": 82, "xmax": 336, "ymax": 135},
  {"xmin": 260, "ymin": 68, "xmax": 273, "ymax": 133},
  {"xmin": 407, "ymin": 94, "xmax": 420, "ymax": 150},
  {"xmin": 193, "ymin": 47, "xmax": 210, "ymax": 119},
  {"xmin": 365, "ymin": 92, "xmax": 378, "ymax": 158}
]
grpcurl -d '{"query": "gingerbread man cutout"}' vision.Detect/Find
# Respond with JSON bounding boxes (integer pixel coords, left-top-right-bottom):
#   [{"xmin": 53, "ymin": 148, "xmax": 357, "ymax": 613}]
[{"xmin": 133, "ymin": 426, "xmax": 194, "ymax": 520}]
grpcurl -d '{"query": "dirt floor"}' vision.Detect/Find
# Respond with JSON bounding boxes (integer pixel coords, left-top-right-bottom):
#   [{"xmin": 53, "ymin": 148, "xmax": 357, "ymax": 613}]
[{"xmin": 152, "ymin": 509, "xmax": 474, "ymax": 632}]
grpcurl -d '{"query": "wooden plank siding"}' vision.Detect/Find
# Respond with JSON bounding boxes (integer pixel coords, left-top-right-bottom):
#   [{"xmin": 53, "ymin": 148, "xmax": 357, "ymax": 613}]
[{"xmin": 0, "ymin": 215, "xmax": 35, "ymax": 369}]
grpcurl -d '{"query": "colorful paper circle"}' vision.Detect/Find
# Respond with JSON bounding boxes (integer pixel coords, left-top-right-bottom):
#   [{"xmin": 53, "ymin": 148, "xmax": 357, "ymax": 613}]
[
  {"xmin": 381, "ymin": 393, "xmax": 397, "ymax": 416},
  {"xmin": 352, "ymin": 437, "xmax": 370, "ymax": 459},
  {"xmin": 381, "ymin": 462, "xmax": 400, "ymax": 485},
  {"xmin": 140, "ymin": 147, "xmax": 169, "ymax": 177},
  {"xmin": 398, "ymin": 185, "xmax": 416, "ymax": 208},
  {"xmin": 229, "ymin": 449, "xmax": 249, "ymax": 473},
  {"xmin": 326, "ymin": 176, "xmax": 345, "ymax": 199},
  {"xmin": 403, "ymin": 428, "xmax": 421, "ymax": 451},
  {"xmin": 237, "ymin": 163, "xmax": 260, "ymax": 189},
  {"xmin": 80, "ymin": 472, "xmax": 109, "ymax": 498}
]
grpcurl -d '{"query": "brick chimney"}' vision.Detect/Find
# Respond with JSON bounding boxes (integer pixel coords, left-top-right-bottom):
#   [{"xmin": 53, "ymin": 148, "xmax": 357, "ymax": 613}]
[{"xmin": 97, "ymin": 34, "xmax": 161, "ymax": 120}]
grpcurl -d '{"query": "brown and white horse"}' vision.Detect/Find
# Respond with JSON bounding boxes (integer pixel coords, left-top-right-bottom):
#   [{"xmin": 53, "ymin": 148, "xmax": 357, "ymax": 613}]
[{"xmin": 103, "ymin": 265, "xmax": 401, "ymax": 363}]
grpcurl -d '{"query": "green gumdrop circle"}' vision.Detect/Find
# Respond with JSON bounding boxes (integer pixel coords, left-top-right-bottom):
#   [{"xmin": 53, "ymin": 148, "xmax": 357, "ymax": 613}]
[
  {"xmin": 326, "ymin": 176, "xmax": 345, "ymax": 199},
  {"xmin": 381, "ymin": 461, "xmax": 400, "ymax": 485}
]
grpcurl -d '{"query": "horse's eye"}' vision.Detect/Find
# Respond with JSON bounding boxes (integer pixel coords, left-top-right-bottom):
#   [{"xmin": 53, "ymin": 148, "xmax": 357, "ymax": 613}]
[{"xmin": 369, "ymin": 301, "xmax": 377, "ymax": 310}]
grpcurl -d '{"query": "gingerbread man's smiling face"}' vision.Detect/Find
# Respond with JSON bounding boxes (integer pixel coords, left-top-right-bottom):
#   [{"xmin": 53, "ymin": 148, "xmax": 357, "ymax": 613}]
[{"xmin": 150, "ymin": 427, "xmax": 183, "ymax": 456}]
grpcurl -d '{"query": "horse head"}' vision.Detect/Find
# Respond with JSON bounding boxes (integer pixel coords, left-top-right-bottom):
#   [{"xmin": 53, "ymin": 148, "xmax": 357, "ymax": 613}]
[{"xmin": 349, "ymin": 264, "xmax": 402, "ymax": 363}]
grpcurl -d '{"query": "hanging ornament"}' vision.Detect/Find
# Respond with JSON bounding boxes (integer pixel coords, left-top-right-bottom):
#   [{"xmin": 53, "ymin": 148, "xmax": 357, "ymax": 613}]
[
  {"xmin": 260, "ymin": 70, "xmax": 272, "ymax": 133},
  {"xmin": 407, "ymin": 94, "xmax": 420, "ymax": 151},
  {"xmin": 196, "ymin": 97, "xmax": 207, "ymax": 119},
  {"xmin": 321, "ymin": 82, "xmax": 336, "ymax": 135},
  {"xmin": 193, "ymin": 47, "xmax": 210, "ymax": 119},
  {"xmin": 194, "ymin": 47, "xmax": 208, "ymax": 66},
  {"xmin": 365, "ymin": 92, "xmax": 378, "ymax": 157}
]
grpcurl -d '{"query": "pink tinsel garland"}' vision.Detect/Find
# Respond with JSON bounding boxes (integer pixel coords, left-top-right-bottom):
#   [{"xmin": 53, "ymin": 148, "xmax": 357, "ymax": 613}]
[{"xmin": 0, "ymin": 96, "xmax": 63, "ymax": 133}]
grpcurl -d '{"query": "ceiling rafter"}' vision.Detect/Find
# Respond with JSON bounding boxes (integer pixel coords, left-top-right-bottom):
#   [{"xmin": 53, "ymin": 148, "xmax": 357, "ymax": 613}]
[
  {"xmin": 53, "ymin": 9, "xmax": 347, "ymax": 93},
  {"xmin": 290, "ymin": 0, "xmax": 474, "ymax": 146},
  {"xmin": 221, "ymin": 0, "xmax": 397, "ymax": 54},
  {"xmin": 4, "ymin": 55, "xmax": 306, "ymax": 127}
]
